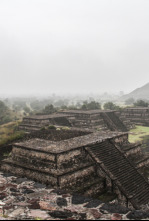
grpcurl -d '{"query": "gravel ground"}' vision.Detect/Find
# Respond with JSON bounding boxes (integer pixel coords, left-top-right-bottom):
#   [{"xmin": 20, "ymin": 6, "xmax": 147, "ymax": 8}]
[{"xmin": 0, "ymin": 171, "xmax": 149, "ymax": 220}]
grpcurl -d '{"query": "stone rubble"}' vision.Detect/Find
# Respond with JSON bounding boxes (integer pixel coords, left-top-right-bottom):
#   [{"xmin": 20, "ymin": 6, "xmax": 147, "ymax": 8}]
[{"xmin": 0, "ymin": 171, "xmax": 149, "ymax": 220}]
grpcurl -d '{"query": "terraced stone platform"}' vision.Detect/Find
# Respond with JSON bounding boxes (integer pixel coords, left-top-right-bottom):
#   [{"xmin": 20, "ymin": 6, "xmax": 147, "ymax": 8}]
[
  {"xmin": 19, "ymin": 114, "xmax": 72, "ymax": 132},
  {"xmin": 59, "ymin": 110, "xmax": 131, "ymax": 132},
  {"xmin": 1, "ymin": 129, "xmax": 149, "ymax": 209},
  {"xmin": 86, "ymin": 140, "xmax": 149, "ymax": 209},
  {"xmin": 1, "ymin": 131, "xmax": 128, "ymax": 197},
  {"xmin": 121, "ymin": 107, "xmax": 149, "ymax": 126}
]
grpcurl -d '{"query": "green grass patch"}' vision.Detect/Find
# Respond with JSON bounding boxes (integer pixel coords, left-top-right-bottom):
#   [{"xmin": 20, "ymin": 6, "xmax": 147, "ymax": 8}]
[
  {"xmin": 129, "ymin": 126, "xmax": 149, "ymax": 143},
  {"xmin": 0, "ymin": 121, "xmax": 25, "ymax": 146}
]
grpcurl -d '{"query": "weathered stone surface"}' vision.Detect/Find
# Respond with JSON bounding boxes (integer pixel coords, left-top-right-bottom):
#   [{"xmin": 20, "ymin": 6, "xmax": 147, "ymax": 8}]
[
  {"xmin": 0, "ymin": 171, "xmax": 148, "ymax": 220},
  {"xmin": 27, "ymin": 199, "xmax": 40, "ymax": 209},
  {"xmin": 52, "ymin": 189, "xmax": 68, "ymax": 195},
  {"xmin": 100, "ymin": 204, "xmax": 131, "ymax": 214},
  {"xmin": 22, "ymin": 189, "xmax": 35, "ymax": 194},
  {"xmin": 34, "ymin": 183, "xmax": 46, "ymax": 189},
  {"xmin": 89, "ymin": 209, "xmax": 102, "ymax": 219},
  {"xmin": 8, "ymin": 208, "xmax": 25, "ymax": 218},
  {"xmin": 126, "ymin": 210, "xmax": 149, "ymax": 220},
  {"xmin": 0, "ymin": 194, "xmax": 7, "ymax": 201},
  {"xmin": 28, "ymin": 210, "xmax": 50, "ymax": 219},
  {"xmin": 85, "ymin": 199, "xmax": 102, "ymax": 208},
  {"xmin": 49, "ymin": 210, "xmax": 74, "ymax": 219},
  {"xmin": 72, "ymin": 195, "xmax": 91, "ymax": 205},
  {"xmin": 15, "ymin": 178, "xmax": 28, "ymax": 184},
  {"xmin": 65, "ymin": 205, "xmax": 87, "ymax": 213},
  {"xmin": 111, "ymin": 213, "xmax": 122, "ymax": 220},
  {"xmin": 57, "ymin": 198, "xmax": 67, "ymax": 207},
  {"xmin": 39, "ymin": 201, "xmax": 57, "ymax": 211}
]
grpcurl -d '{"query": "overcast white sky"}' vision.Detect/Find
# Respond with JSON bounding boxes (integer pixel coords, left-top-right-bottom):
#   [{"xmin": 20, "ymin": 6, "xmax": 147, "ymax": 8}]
[{"xmin": 0, "ymin": 0, "xmax": 149, "ymax": 96}]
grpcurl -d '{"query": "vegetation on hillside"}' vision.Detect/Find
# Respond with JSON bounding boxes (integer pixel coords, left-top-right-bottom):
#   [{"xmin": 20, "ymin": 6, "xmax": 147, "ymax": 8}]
[
  {"xmin": 0, "ymin": 101, "xmax": 16, "ymax": 125},
  {"xmin": 134, "ymin": 100, "xmax": 149, "ymax": 107},
  {"xmin": 43, "ymin": 104, "xmax": 57, "ymax": 114},
  {"xmin": 0, "ymin": 122, "xmax": 25, "ymax": 146},
  {"xmin": 81, "ymin": 101, "xmax": 101, "ymax": 110},
  {"xmin": 103, "ymin": 102, "xmax": 121, "ymax": 110}
]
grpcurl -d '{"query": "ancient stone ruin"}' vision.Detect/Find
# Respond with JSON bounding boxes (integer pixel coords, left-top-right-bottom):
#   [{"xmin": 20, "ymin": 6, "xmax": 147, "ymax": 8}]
[
  {"xmin": 1, "ymin": 129, "xmax": 149, "ymax": 210},
  {"xmin": 59, "ymin": 110, "xmax": 132, "ymax": 132},
  {"xmin": 19, "ymin": 110, "xmax": 133, "ymax": 132},
  {"xmin": 121, "ymin": 107, "xmax": 149, "ymax": 126},
  {"xmin": 19, "ymin": 114, "xmax": 72, "ymax": 132}
]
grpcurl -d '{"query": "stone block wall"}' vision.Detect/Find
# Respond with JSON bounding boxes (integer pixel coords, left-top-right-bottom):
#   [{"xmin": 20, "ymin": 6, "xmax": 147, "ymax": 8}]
[
  {"xmin": 120, "ymin": 108, "xmax": 149, "ymax": 126},
  {"xmin": 1, "ymin": 142, "xmax": 104, "ymax": 196}
]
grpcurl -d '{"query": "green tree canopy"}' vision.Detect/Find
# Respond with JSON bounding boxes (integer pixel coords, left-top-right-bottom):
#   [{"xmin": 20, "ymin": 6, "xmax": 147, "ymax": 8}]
[
  {"xmin": 43, "ymin": 104, "xmax": 57, "ymax": 114},
  {"xmin": 104, "ymin": 102, "xmax": 120, "ymax": 110},
  {"xmin": 0, "ymin": 100, "xmax": 13, "ymax": 125},
  {"xmin": 134, "ymin": 100, "xmax": 149, "ymax": 107},
  {"xmin": 0, "ymin": 101, "xmax": 8, "ymax": 115},
  {"xmin": 81, "ymin": 101, "xmax": 101, "ymax": 110}
]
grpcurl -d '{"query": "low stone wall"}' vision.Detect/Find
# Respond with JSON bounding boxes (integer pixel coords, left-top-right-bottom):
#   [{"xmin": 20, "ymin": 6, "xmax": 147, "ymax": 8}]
[
  {"xmin": 1, "ymin": 162, "xmax": 58, "ymax": 187},
  {"xmin": 121, "ymin": 108, "xmax": 149, "ymax": 126},
  {"xmin": 112, "ymin": 134, "xmax": 128, "ymax": 145},
  {"xmin": 125, "ymin": 146, "xmax": 142, "ymax": 157}
]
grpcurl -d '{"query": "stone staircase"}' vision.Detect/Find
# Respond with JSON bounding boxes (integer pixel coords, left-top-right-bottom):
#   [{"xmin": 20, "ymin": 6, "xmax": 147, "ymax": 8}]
[
  {"xmin": 86, "ymin": 140, "xmax": 149, "ymax": 209},
  {"xmin": 102, "ymin": 112, "xmax": 128, "ymax": 132}
]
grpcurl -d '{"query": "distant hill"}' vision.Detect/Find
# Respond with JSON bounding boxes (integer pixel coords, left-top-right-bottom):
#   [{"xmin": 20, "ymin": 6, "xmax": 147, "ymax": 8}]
[{"xmin": 120, "ymin": 83, "xmax": 149, "ymax": 101}]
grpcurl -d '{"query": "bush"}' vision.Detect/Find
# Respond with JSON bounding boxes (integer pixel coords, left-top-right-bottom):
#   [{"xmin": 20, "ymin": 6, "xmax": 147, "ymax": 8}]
[
  {"xmin": 104, "ymin": 102, "xmax": 120, "ymax": 111},
  {"xmin": 48, "ymin": 125, "xmax": 56, "ymax": 130},
  {"xmin": 43, "ymin": 104, "xmax": 57, "ymax": 114},
  {"xmin": 81, "ymin": 101, "xmax": 101, "ymax": 110},
  {"xmin": 40, "ymin": 127, "xmax": 46, "ymax": 131},
  {"xmin": 0, "ymin": 131, "xmax": 25, "ymax": 146},
  {"xmin": 134, "ymin": 100, "xmax": 149, "ymax": 107}
]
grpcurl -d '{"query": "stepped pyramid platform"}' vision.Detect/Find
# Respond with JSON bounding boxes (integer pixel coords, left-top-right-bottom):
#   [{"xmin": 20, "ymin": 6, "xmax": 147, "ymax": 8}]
[
  {"xmin": 59, "ymin": 110, "xmax": 132, "ymax": 132},
  {"xmin": 19, "ymin": 114, "xmax": 72, "ymax": 132},
  {"xmin": 87, "ymin": 141, "xmax": 149, "ymax": 209},
  {"xmin": 2, "ymin": 129, "xmax": 149, "ymax": 209},
  {"xmin": 19, "ymin": 110, "xmax": 133, "ymax": 133},
  {"xmin": 121, "ymin": 107, "xmax": 149, "ymax": 126}
]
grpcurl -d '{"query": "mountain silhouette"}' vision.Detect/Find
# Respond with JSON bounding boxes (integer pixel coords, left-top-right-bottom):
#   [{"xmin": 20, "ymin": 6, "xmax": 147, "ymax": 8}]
[{"xmin": 120, "ymin": 83, "xmax": 149, "ymax": 101}]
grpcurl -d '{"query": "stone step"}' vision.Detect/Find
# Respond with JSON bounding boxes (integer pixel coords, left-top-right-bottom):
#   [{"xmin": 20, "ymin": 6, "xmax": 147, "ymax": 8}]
[{"xmin": 86, "ymin": 140, "xmax": 149, "ymax": 209}]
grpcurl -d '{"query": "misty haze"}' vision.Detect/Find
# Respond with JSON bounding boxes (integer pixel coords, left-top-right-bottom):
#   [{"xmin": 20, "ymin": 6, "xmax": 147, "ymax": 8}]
[
  {"xmin": 0, "ymin": 0, "xmax": 149, "ymax": 96},
  {"xmin": 0, "ymin": 1, "xmax": 149, "ymax": 220}
]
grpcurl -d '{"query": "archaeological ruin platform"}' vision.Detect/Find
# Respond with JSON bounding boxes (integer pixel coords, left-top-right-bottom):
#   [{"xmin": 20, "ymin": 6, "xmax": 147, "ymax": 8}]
[
  {"xmin": 19, "ymin": 114, "xmax": 72, "ymax": 132},
  {"xmin": 2, "ymin": 129, "xmax": 149, "ymax": 209},
  {"xmin": 19, "ymin": 109, "xmax": 133, "ymax": 133},
  {"xmin": 121, "ymin": 107, "xmax": 149, "ymax": 126},
  {"xmin": 59, "ymin": 110, "xmax": 131, "ymax": 132}
]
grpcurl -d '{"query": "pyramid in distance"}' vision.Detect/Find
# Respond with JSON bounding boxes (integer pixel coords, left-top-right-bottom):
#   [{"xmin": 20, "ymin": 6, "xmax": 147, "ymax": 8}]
[{"xmin": 120, "ymin": 83, "xmax": 149, "ymax": 101}]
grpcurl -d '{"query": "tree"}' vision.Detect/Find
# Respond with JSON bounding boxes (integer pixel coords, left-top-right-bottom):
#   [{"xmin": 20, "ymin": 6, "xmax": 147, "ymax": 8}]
[
  {"xmin": 134, "ymin": 100, "xmax": 149, "ymax": 107},
  {"xmin": 0, "ymin": 100, "xmax": 13, "ymax": 125},
  {"xmin": 43, "ymin": 104, "xmax": 57, "ymax": 114},
  {"xmin": 104, "ymin": 102, "xmax": 120, "ymax": 110},
  {"xmin": 81, "ymin": 101, "xmax": 101, "ymax": 110},
  {"xmin": 0, "ymin": 101, "xmax": 7, "ymax": 115}
]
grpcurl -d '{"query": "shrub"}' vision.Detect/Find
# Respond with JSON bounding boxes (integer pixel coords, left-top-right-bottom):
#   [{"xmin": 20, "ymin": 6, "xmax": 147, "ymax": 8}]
[{"xmin": 48, "ymin": 125, "xmax": 56, "ymax": 130}]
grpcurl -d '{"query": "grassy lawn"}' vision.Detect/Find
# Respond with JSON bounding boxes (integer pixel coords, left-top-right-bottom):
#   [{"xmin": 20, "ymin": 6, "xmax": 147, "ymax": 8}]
[
  {"xmin": 129, "ymin": 126, "xmax": 149, "ymax": 143},
  {"xmin": 0, "ymin": 121, "xmax": 24, "ymax": 146}
]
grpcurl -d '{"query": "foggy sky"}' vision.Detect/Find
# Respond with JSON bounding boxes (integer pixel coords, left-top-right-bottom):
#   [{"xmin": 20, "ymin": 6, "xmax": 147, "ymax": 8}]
[{"xmin": 0, "ymin": 0, "xmax": 149, "ymax": 96}]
